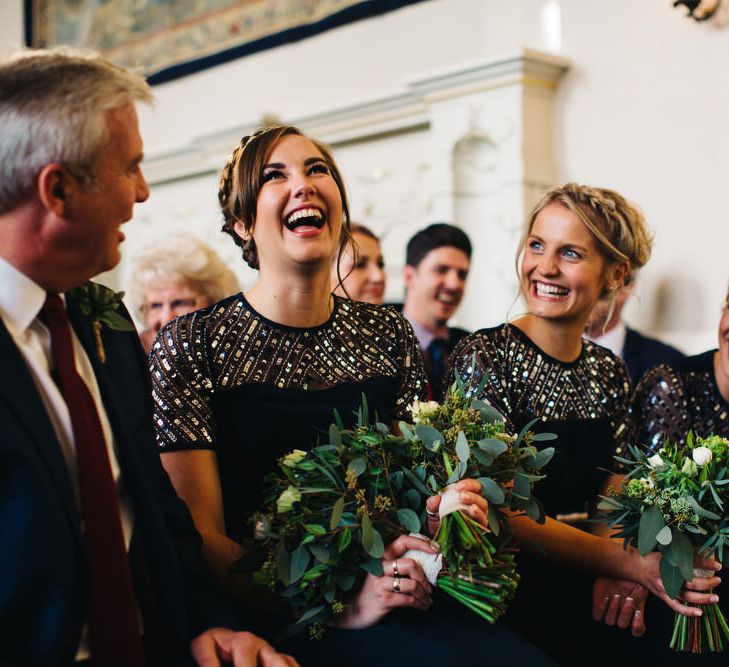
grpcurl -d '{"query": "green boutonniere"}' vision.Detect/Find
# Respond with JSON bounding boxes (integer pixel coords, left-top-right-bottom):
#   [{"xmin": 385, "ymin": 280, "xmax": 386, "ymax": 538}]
[{"xmin": 69, "ymin": 282, "xmax": 135, "ymax": 363}]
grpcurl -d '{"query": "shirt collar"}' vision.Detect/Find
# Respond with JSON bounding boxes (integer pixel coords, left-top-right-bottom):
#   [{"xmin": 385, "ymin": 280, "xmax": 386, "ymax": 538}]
[
  {"xmin": 406, "ymin": 316, "xmax": 449, "ymax": 352},
  {"xmin": 586, "ymin": 320, "xmax": 627, "ymax": 358},
  {"xmin": 0, "ymin": 256, "xmax": 49, "ymax": 336}
]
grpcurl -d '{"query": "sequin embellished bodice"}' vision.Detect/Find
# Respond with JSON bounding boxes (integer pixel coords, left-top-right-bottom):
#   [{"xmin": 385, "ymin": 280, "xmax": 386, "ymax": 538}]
[
  {"xmin": 632, "ymin": 350, "xmax": 729, "ymax": 452},
  {"xmin": 446, "ymin": 324, "xmax": 631, "ymax": 517},
  {"xmin": 150, "ymin": 293, "xmax": 426, "ymax": 535}
]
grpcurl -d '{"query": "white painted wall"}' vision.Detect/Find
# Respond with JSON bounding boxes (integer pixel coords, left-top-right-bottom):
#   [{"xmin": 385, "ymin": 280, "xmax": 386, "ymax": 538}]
[{"xmin": 3, "ymin": 0, "xmax": 726, "ymax": 350}]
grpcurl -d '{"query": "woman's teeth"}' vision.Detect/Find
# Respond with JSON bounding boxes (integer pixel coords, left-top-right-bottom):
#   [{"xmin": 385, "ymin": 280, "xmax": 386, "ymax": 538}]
[
  {"xmin": 285, "ymin": 208, "xmax": 324, "ymax": 230},
  {"xmin": 535, "ymin": 282, "xmax": 568, "ymax": 298}
]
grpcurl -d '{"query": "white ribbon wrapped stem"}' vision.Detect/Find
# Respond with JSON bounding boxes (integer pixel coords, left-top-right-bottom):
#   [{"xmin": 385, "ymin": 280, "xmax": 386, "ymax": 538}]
[{"xmin": 401, "ymin": 533, "xmax": 443, "ymax": 585}]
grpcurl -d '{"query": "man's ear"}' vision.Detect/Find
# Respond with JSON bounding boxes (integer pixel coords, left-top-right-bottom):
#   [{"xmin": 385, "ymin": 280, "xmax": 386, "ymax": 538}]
[
  {"xmin": 37, "ymin": 164, "xmax": 72, "ymax": 215},
  {"xmin": 403, "ymin": 264, "xmax": 416, "ymax": 291}
]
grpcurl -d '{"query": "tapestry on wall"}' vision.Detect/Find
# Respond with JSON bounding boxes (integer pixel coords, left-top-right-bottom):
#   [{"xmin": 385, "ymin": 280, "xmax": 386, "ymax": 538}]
[{"xmin": 25, "ymin": 0, "xmax": 428, "ymax": 84}]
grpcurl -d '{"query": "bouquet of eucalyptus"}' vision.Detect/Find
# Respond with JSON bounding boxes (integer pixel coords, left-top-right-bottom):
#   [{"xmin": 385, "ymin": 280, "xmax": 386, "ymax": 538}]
[
  {"xmin": 245, "ymin": 400, "xmax": 423, "ymax": 639},
  {"xmin": 599, "ymin": 433, "xmax": 729, "ymax": 653},
  {"xmin": 399, "ymin": 375, "xmax": 555, "ymax": 623}
]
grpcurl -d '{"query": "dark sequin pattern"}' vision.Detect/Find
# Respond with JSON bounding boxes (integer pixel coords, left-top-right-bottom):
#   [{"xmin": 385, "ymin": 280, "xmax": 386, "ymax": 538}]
[
  {"xmin": 150, "ymin": 293, "xmax": 426, "ymax": 449},
  {"xmin": 445, "ymin": 324, "xmax": 631, "ymax": 456},
  {"xmin": 632, "ymin": 350, "xmax": 729, "ymax": 452}
]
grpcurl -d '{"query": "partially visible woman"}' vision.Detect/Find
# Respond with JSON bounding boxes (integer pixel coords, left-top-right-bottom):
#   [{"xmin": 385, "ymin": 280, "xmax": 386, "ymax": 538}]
[
  {"xmin": 130, "ymin": 233, "xmax": 239, "ymax": 351},
  {"xmin": 445, "ymin": 183, "xmax": 718, "ymax": 663},
  {"xmin": 633, "ymin": 283, "xmax": 729, "ymax": 449},
  {"xmin": 330, "ymin": 223, "xmax": 386, "ymax": 304}
]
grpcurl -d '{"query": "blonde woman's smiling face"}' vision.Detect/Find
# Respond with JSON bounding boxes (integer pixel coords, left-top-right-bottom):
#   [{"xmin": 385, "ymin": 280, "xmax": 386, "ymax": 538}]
[
  {"xmin": 520, "ymin": 203, "xmax": 608, "ymax": 325},
  {"xmin": 234, "ymin": 134, "xmax": 343, "ymax": 271}
]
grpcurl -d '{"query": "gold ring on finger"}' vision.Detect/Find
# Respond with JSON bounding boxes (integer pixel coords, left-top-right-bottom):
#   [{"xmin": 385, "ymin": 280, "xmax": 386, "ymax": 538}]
[
  {"xmin": 392, "ymin": 576, "xmax": 401, "ymax": 594},
  {"xmin": 392, "ymin": 559, "xmax": 399, "ymax": 577}
]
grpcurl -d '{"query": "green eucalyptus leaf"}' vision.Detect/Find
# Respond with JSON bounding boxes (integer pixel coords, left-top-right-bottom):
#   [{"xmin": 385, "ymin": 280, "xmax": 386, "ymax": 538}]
[
  {"xmin": 338, "ymin": 528, "xmax": 352, "ymax": 553},
  {"xmin": 361, "ymin": 557, "xmax": 384, "ymax": 576},
  {"xmin": 669, "ymin": 530, "xmax": 695, "ymax": 581},
  {"xmin": 328, "ymin": 496, "xmax": 343, "ymax": 531},
  {"xmin": 290, "ymin": 545, "xmax": 310, "ymax": 583},
  {"xmin": 405, "ymin": 489, "xmax": 421, "ymax": 509},
  {"xmin": 513, "ymin": 472, "xmax": 531, "ymax": 500},
  {"xmin": 525, "ymin": 497, "xmax": 543, "ymax": 522},
  {"xmin": 397, "ymin": 508, "xmax": 422, "ymax": 533},
  {"xmin": 361, "ymin": 514, "xmax": 385, "ymax": 558},
  {"xmin": 638, "ymin": 506, "xmax": 664, "ymax": 556},
  {"xmin": 479, "ymin": 477, "xmax": 505, "ymax": 504},
  {"xmin": 659, "ymin": 557, "xmax": 684, "ymax": 600},
  {"xmin": 656, "ymin": 525, "xmax": 673, "ymax": 546},
  {"xmin": 478, "ymin": 438, "xmax": 508, "ymax": 458},
  {"xmin": 516, "ymin": 418, "xmax": 540, "ymax": 446},
  {"xmin": 296, "ymin": 605, "xmax": 326, "ymax": 624},
  {"xmin": 415, "ymin": 424, "xmax": 444, "ymax": 451},
  {"xmin": 472, "ymin": 448, "xmax": 494, "ymax": 467},
  {"xmin": 338, "ymin": 570, "xmax": 356, "ymax": 591},
  {"xmin": 309, "ymin": 544, "xmax": 331, "ymax": 564},
  {"xmin": 531, "ymin": 432, "xmax": 558, "ymax": 442},
  {"xmin": 487, "ymin": 506, "xmax": 501, "ymax": 536},
  {"xmin": 470, "ymin": 399, "xmax": 505, "ymax": 423},
  {"xmin": 533, "ymin": 447, "xmax": 556, "ymax": 469},
  {"xmin": 455, "ymin": 431, "xmax": 470, "ymax": 463},
  {"xmin": 402, "ymin": 467, "xmax": 430, "ymax": 496},
  {"xmin": 347, "ymin": 458, "xmax": 367, "ymax": 478},
  {"xmin": 328, "ymin": 424, "xmax": 342, "ymax": 446},
  {"xmin": 277, "ymin": 546, "xmax": 291, "ymax": 586}
]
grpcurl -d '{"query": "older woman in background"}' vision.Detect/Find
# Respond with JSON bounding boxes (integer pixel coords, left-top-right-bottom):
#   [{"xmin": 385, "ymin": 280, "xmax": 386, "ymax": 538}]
[
  {"xmin": 331, "ymin": 223, "xmax": 386, "ymax": 304},
  {"xmin": 130, "ymin": 233, "xmax": 240, "ymax": 351}
]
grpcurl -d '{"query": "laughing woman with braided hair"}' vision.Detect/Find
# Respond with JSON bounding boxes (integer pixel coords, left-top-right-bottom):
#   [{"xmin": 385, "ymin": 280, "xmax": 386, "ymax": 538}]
[{"xmin": 148, "ymin": 126, "xmax": 553, "ymax": 666}]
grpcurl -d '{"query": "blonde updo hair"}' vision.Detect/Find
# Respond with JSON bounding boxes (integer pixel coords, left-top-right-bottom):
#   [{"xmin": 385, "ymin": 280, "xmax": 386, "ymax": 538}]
[
  {"xmin": 516, "ymin": 183, "xmax": 653, "ymax": 296},
  {"xmin": 218, "ymin": 125, "xmax": 352, "ymax": 270}
]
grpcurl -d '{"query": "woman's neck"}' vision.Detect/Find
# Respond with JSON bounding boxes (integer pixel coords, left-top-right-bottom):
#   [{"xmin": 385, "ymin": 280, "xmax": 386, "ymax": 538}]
[
  {"xmin": 511, "ymin": 314, "xmax": 585, "ymax": 363},
  {"xmin": 245, "ymin": 266, "xmax": 333, "ymax": 328}
]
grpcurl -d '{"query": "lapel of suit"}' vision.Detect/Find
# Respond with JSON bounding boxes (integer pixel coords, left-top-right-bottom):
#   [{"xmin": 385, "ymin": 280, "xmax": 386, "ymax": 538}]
[{"xmin": 0, "ymin": 317, "xmax": 82, "ymax": 539}]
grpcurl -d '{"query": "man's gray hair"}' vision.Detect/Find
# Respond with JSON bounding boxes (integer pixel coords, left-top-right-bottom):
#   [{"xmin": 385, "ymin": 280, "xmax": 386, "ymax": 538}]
[
  {"xmin": 0, "ymin": 47, "xmax": 153, "ymax": 213},
  {"xmin": 129, "ymin": 234, "xmax": 240, "ymax": 316}
]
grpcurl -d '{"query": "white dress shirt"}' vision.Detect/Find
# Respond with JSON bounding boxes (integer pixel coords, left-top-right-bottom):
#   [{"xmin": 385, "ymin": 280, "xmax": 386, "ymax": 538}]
[
  {"xmin": 0, "ymin": 256, "xmax": 135, "ymax": 660},
  {"xmin": 585, "ymin": 320, "xmax": 627, "ymax": 359}
]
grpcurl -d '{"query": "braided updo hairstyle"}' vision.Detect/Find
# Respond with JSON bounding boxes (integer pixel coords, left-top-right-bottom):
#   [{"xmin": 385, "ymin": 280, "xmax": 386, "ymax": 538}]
[
  {"xmin": 219, "ymin": 125, "xmax": 352, "ymax": 270},
  {"xmin": 515, "ymin": 183, "xmax": 653, "ymax": 298}
]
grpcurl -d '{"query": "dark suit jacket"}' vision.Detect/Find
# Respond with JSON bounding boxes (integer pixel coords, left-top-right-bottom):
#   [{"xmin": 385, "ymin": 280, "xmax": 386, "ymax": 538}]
[
  {"xmin": 622, "ymin": 326, "xmax": 685, "ymax": 387},
  {"xmin": 0, "ymin": 291, "xmax": 236, "ymax": 667}
]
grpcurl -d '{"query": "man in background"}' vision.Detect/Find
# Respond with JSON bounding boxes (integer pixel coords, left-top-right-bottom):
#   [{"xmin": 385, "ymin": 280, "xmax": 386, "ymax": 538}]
[
  {"xmin": 0, "ymin": 49, "xmax": 295, "ymax": 667},
  {"xmin": 402, "ymin": 223, "xmax": 472, "ymax": 399},
  {"xmin": 585, "ymin": 283, "xmax": 684, "ymax": 386}
]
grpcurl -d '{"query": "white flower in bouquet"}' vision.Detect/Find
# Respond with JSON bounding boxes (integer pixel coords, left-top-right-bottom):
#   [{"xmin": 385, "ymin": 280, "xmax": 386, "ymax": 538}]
[
  {"xmin": 681, "ymin": 457, "xmax": 699, "ymax": 477},
  {"xmin": 692, "ymin": 446, "xmax": 713, "ymax": 466},
  {"xmin": 408, "ymin": 399, "xmax": 440, "ymax": 423},
  {"xmin": 648, "ymin": 453, "xmax": 666, "ymax": 469}
]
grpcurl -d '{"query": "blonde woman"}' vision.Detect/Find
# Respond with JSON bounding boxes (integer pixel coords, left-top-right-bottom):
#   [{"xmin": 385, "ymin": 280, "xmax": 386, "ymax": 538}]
[{"xmin": 446, "ymin": 183, "xmax": 719, "ymax": 663}]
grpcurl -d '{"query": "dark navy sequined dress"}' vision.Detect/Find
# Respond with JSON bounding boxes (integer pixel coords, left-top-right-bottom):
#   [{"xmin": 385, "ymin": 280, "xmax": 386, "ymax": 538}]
[
  {"xmin": 633, "ymin": 350, "xmax": 729, "ymax": 451},
  {"xmin": 447, "ymin": 324, "xmax": 632, "ymax": 664},
  {"xmin": 151, "ymin": 293, "xmax": 425, "ymax": 538}
]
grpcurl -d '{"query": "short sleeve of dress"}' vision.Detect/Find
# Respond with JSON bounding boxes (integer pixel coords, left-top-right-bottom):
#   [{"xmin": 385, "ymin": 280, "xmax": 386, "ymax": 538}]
[
  {"xmin": 387, "ymin": 308, "xmax": 427, "ymax": 421},
  {"xmin": 149, "ymin": 313, "xmax": 217, "ymax": 451},
  {"xmin": 631, "ymin": 364, "xmax": 691, "ymax": 453}
]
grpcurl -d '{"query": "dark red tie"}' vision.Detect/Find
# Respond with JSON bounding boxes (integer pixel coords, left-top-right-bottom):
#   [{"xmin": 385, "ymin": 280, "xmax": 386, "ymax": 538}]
[{"xmin": 39, "ymin": 293, "xmax": 145, "ymax": 667}]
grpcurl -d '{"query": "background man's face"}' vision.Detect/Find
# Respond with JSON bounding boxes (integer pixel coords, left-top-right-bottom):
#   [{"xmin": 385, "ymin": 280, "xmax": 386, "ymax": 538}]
[{"xmin": 404, "ymin": 246, "xmax": 470, "ymax": 328}]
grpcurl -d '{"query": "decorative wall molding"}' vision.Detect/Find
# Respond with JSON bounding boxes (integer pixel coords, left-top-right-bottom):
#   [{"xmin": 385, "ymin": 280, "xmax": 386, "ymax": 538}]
[{"xmin": 143, "ymin": 49, "xmax": 569, "ymax": 186}]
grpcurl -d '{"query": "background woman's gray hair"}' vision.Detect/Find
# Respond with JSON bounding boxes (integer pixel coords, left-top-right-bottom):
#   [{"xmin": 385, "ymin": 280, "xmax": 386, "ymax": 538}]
[
  {"xmin": 0, "ymin": 47, "xmax": 152, "ymax": 213},
  {"xmin": 130, "ymin": 234, "xmax": 240, "ymax": 316}
]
